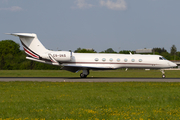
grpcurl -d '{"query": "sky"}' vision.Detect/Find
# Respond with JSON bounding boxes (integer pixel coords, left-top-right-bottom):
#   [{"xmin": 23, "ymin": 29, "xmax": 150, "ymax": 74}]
[{"xmin": 0, "ymin": 0, "xmax": 180, "ymax": 52}]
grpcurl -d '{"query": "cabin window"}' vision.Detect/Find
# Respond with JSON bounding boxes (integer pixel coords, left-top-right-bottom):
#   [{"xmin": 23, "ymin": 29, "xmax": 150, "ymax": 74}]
[
  {"xmin": 131, "ymin": 59, "xmax": 135, "ymax": 62},
  {"xmin": 95, "ymin": 58, "xmax": 99, "ymax": 61},
  {"xmin": 102, "ymin": 58, "xmax": 106, "ymax": 61},
  {"xmin": 117, "ymin": 58, "xmax": 120, "ymax": 62},
  {"xmin": 109, "ymin": 58, "xmax": 113, "ymax": 62},
  {"xmin": 124, "ymin": 58, "xmax": 128, "ymax": 62},
  {"xmin": 139, "ymin": 59, "xmax": 142, "ymax": 62}
]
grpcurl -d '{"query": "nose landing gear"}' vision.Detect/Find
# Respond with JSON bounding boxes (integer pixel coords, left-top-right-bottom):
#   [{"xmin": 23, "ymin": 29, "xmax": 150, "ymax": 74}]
[
  {"xmin": 162, "ymin": 74, "xmax": 166, "ymax": 78},
  {"xmin": 160, "ymin": 70, "xmax": 166, "ymax": 78}
]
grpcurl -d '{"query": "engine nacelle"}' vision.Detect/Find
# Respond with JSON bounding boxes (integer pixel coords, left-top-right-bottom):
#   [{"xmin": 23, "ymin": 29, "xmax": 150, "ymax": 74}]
[{"xmin": 48, "ymin": 51, "xmax": 71, "ymax": 62}]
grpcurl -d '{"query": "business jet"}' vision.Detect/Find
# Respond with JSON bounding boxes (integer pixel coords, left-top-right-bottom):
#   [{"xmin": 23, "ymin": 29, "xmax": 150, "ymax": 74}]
[{"xmin": 7, "ymin": 33, "xmax": 177, "ymax": 78}]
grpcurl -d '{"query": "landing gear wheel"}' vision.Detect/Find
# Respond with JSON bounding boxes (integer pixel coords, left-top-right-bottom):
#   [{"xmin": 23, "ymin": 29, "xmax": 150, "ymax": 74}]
[
  {"xmin": 162, "ymin": 74, "xmax": 166, "ymax": 78},
  {"xmin": 160, "ymin": 70, "xmax": 166, "ymax": 78},
  {"xmin": 80, "ymin": 73, "xmax": 87, "ymax": 78}
]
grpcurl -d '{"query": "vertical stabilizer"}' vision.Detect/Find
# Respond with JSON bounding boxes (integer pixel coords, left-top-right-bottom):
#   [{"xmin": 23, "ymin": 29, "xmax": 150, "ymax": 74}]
[{"xmin": 8, "ymin": 33, "xmax": 49, "ymax": 59}]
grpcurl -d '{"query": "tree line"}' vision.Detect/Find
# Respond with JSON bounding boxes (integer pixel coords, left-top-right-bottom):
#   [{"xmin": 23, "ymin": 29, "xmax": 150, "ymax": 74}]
[
  {"xmin": 0, "ymin": 40, "xmax": 60, "ymax": 70},
  {"xmin": 74, "ymin": 46, "xmax": 180, "ymax": 60},
  {"xmin": 0, "ymin": 40, "xmax": 179, "ymax": 70}
]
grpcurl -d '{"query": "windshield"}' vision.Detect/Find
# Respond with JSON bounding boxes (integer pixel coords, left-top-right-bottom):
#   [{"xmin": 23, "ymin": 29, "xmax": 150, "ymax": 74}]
[
  {"xmin": 162, "ymin": 57, "xmax": 167, "ymax": 60},
  {"xmin": 159, "ymin": 57, "xmax": 167, "ymax": 60}
]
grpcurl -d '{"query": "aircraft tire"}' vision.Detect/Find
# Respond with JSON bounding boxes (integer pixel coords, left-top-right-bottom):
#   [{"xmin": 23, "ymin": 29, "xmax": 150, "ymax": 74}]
[
  {"xmin": 162, "ymin": 74, "xmax": 166, "ymax": 78},
  {"xmin": 80, "ymin": 73, "xmax": 87, "ymax": 78}
]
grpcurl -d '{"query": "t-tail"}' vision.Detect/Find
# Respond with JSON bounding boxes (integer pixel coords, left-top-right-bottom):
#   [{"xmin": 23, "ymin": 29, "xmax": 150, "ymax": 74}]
[
  {"xmin": 8, "ymin": 33, "xmax": 49, "ymax": 58},
  {"xmin": 7, "ymin": 33, "xmax": 71, "ymax": 66}
]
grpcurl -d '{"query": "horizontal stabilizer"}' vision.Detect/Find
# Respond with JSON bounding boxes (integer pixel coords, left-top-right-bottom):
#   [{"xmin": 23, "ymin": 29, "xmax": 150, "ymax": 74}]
[{"xmin": 6, "ymin": 33, "xmax": 35, "ymax": 38}]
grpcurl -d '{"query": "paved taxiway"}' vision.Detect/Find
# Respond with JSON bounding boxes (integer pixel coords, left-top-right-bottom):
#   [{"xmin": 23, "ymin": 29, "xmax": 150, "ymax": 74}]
[{"xmin": 0, "ymin": 77, "xmax": 180, "ymax": 82}]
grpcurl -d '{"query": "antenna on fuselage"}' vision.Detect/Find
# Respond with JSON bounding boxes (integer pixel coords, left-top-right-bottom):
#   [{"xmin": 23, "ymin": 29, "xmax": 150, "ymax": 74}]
[{"xmin": 69, "ymin": 50, "xmax": 73, "ymax": 58}]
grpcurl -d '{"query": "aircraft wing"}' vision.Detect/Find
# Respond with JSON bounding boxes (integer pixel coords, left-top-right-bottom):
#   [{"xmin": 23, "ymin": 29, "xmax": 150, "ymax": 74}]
[
  {"xmin": 61, "ymin": 66, "xmax": 81, "ymax": 73},
  {"xmin": 61, "ymin": 65, "xmax": 114, "ymax": 73}
]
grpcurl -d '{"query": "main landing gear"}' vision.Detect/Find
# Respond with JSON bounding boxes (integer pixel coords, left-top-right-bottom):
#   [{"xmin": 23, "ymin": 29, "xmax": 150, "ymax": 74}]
[
  {"xmin": 160, "ymin": 69, "xmax": 166, "ymax": 78},
  {"xmin": 80, "ymin": 70, "xmax": 89, "ymax": 78}
]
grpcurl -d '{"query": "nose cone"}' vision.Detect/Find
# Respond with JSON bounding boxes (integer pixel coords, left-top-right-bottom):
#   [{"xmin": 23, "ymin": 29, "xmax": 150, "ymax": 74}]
[{"xmin": 168, "ymin": 62, "xmax": 177, "ymax": 67}]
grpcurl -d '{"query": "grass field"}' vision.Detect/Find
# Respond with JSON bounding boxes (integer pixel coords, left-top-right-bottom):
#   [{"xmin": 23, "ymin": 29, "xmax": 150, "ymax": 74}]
[
  {"xmin": 0, "ymin": 69, "xmax": 180, "ymax": 78},
  {"xmin": 0, "ymin": 70, "xmax": 180, "ymax": 119},
  {"xmin": 0, "ymin": 82, "xmax": 180, "ymax": 119}
]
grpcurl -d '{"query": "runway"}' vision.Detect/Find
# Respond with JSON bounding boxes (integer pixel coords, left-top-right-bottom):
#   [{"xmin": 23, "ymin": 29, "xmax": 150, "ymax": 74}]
[{"xmin": 0, "ymin": 77, "xmax": 180, "ymax": 82}]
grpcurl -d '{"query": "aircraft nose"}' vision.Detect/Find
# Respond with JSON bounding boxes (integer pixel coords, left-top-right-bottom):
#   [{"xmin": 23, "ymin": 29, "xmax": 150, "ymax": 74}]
[{"xmin": 168, "ymin": 62, "xmax": 177, "ymax": 67}]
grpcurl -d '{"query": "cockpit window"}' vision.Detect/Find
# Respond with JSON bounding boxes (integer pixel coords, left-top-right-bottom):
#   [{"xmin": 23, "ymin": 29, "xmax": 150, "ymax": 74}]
[
  {"xmin": 159, "ymin": 57, "xmax": 167, "ymax": 60},
  {"xmin": 159, "ymin": 57, "xmax": 163, "ymax": 60},
  {"xmin": 162, "ymin": 57, "xmax": 167, "ymax": 60}
]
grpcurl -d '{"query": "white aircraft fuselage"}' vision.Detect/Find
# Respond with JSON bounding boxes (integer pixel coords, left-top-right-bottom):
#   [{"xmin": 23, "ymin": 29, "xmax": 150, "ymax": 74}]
[
  {"xmin": 63, "ymin": 53, "xmax": 174, "ymax": 69},
  {"xmin": 8, "ymin": 33, "xmax": 177, "ymax": 78}
]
